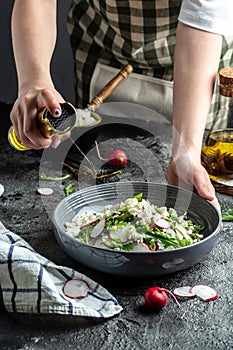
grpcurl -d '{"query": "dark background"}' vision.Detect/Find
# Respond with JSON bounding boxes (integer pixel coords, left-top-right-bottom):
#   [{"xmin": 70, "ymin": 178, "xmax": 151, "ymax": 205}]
[{"xmin": 0, "ymin": 0, "xmax": 75, "ymax": 105}]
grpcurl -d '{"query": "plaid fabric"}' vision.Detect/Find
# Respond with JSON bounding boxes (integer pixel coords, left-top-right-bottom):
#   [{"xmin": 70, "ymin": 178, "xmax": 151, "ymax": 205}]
[
  {"xmin": 67, "ymin": 0, "xmax": 233, "ymax": 128},
  {"xmin": 0, "ymin": 222, "xmax": 122, "ymax": 317},
  {"xmin": 210, "ymin": 36, "xmax": 233, "ymax": 129}
]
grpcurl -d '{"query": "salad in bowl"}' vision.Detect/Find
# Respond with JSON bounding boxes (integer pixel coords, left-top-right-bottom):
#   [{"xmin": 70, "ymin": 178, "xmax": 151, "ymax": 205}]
[{"xmin": 65, "ymin": 193, "xmax": 204, "ymax": 252}]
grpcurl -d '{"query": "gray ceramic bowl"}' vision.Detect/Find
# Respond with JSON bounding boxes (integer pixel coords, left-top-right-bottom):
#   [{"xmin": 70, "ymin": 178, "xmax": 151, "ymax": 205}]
[{"xmin": 52, "ymin": 182, "xmax": 221, "ymax": 277}]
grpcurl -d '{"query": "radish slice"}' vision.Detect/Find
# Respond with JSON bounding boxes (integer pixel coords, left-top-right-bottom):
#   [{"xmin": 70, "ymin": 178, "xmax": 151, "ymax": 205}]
[
  {"xmin": 154, "ymin": 218, "xmax": 170, "ymax": 229},
  {"xmin": 102, "ymin": 235, "xmax": 115, "ymax": 248},
  {"xmin": 90, "ymin": 219, "xmax": 105, "ymax": 238},
  {"xmin": 37, "ymin": 187, "xmax": 54, "ymax": 196},
  {"xmin": 0, "ymin": 184, "xmax": 4, "ymax": 196},
  {"xmin": 109, "ymin": 228, "xmax": 129, "ymax": 242},
  {"xmin": 62, "ymin": 279, "xmax": 90, "ymax": 299},
  {"xmin": 132, "ymin": 242, "xmax": 150, "ymax": 252},
  {"xmin": 173, "ymin": 286, "xmax": 196, "ymax": 299},
  {"xmin": 191, "ymin": 285, "xmax": 218, "ymax": 301},
  {"xmin": 93, "ymin": 236, "xmax": 105, "ymax": 248},
  {"xmin": 152, "ymin": 242, "xmax": 158, "ymax": 251}
]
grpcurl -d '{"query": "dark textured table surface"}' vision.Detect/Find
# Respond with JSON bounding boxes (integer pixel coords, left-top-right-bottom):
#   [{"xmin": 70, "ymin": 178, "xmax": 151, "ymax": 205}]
[{"xmin": 0, "ymin": 103, "xmax": 232, "ymax": 350}]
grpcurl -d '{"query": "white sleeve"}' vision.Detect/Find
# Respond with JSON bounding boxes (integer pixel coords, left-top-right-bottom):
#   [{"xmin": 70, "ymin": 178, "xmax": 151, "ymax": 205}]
[{"xmin": 178, "ymin": 0, "xmax": 233, "ymax": 36}]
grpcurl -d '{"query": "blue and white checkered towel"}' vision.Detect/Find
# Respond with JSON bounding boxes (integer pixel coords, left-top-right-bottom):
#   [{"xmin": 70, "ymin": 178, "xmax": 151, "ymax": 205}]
[{"xmin": 0, "ymin": 222, "xmax": 122, "ymax": 318}]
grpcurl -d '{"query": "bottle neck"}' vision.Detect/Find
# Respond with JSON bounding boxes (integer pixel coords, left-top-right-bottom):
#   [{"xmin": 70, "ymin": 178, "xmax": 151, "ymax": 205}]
[
  {"xmin": 227, "ymin": 98, "xmax": 233, "ymax": 128},
  {"xmin": 214, "ymin": 95, "xmax": 233, "ymax": 131}
]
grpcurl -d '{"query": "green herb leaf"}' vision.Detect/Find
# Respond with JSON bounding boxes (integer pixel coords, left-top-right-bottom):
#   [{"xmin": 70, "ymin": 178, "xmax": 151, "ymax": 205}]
[
  {"xmin": 40, "ymin": 172, "xmax": 71, "ymax": 181},
  {"xmin": 222, "ymin": 208, "xmax": 233, "ymax": 221},
  {"xmin": 64, "ymin": 183, "xmax": 75, "ymax": 197},
  {"xmin": 133, "ymin": 192, "xmax": 143, "ymax": 201}
]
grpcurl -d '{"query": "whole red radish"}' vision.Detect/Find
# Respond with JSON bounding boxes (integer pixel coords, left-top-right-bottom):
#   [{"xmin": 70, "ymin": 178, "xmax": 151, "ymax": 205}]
[
  {"xmin": 144, "ymin": 286, "xmax": 186, "ymax": 318},
  {"xmin": 95, "ymin": 141, "xmax": 128, "ymax": 168},
  {"xmin": 144, "ymin": 286, "xmax": 168, "ymax": 310},
  {"xmin": 109, "ymin": 149, "xmax": 128, "ymax": 168}
]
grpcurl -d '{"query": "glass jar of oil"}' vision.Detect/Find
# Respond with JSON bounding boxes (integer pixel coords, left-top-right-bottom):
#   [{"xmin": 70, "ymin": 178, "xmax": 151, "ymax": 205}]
[{"xmin": 201, "ymin": 68, "xmax": 233, "ymax": 183}]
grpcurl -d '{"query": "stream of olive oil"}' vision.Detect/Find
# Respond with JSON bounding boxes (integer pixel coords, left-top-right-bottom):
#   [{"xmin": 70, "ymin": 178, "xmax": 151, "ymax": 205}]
[{"xmin": 69, "ymin": 135, "xmax": 97, "ymax": 172}]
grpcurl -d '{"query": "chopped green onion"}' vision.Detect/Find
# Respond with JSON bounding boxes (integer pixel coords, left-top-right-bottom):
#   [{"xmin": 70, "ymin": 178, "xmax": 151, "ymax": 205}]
[{"xmin": 40, "ymin": 172, "xmax": 71, "ymax": 181}]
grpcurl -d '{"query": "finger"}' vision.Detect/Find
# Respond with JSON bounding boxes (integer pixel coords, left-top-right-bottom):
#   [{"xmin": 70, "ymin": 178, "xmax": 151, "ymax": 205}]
[
  {"xmin": 197, "ymin": 185, "xmax": 220, "ymax": 209},
  {"xmin": 37, "ymin": 88, "xmax": 64, "ymax": 117},
  {"xmin": 10, "ymin": 104, "xmax": 21, "ymax": 137},
  {"xmin": 24, "ymin": 115, "xmax": 52, "ymax": 149},
  {"xmin": 166, "ymin": 161, "xmax": 194, "ymax": 191},
  {"xmin": 193, "ymin": 168, "xmax": 221, "ymax": 209},
  {"xmin": 194, "ymin": 168, "xmax": 215, "ymax": 198},
  {"xmin": 17, "ymin": 120, "xmax": 51, "ymax": 150},
  {"xmin": 15, "ymin": 99, "xmax": 51, "ymax": 149},
  {"xmin": 9, "ymin": 102, "xmax": 36, "ymax": 149},
  {"xmin": 208, "ymin": 197, "xmax": 221, "ymax": 211},
  {"xmin": 50, "ymin": 131, "xmax": 71, "ymax": 148}
]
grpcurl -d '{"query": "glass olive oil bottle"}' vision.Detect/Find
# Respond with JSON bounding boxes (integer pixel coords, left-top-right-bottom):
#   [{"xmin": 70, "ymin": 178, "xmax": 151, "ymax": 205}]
[{"xmin": 201, "ymin": 68, "xmax": 233, "ymax": 182}]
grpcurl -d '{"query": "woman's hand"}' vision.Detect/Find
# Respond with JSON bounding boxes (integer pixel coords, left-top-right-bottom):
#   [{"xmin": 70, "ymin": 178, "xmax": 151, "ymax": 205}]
[
  {"xmin": 170, "ymin": 23, "xmax": 222, "ymax": 210},
  {"xmin": 10, "ymin": 1, "xmax": 65, "ymax": 150},
  {"xmin": 10, "ymin": 86, "xmax": 70, "ymax": 150},
  {"xmin": 166, "ymin": 152, "xmax": 220, "ymax": 210}
]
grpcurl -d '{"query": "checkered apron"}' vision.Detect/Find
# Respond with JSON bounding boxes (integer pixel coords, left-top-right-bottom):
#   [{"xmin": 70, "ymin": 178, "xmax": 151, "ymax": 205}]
[{"xmin": 67, "ymin": 0, "xmax": 233, "ymax": 128}]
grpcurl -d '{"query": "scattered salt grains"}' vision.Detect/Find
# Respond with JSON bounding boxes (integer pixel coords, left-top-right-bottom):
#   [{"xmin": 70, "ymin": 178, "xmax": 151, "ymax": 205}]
[{"xmin": 0, "ymin": 184, "xmax": 4, "ymax": 196}]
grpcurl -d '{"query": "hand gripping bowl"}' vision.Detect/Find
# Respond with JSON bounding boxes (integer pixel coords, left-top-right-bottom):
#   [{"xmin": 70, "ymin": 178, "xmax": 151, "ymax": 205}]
[{"xmin": 52, "ymin": 182, "xmax": 221, "ymax": 278}]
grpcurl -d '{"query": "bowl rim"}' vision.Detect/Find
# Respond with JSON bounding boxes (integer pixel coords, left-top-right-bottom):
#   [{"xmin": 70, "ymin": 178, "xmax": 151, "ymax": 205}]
[{"xmin": 52, "ymin": 181, "xmax": 221, "ymax": 255}]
